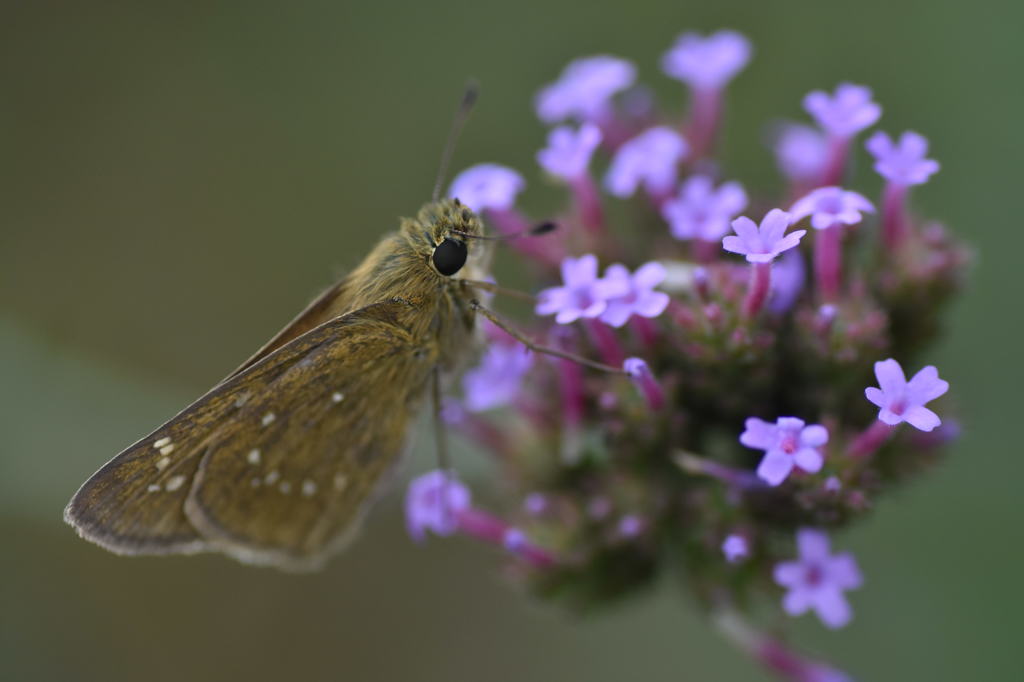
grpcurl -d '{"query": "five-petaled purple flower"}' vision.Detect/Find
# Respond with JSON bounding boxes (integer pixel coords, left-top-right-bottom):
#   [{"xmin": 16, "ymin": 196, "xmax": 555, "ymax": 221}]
[
  {"xmin": 774, "ymin": 123, "xmax": 828, "ymax": 184},
  {"xmin": 723, "ymin": 209, "xmax": 806, "ymax": 263},
  {"xmin": 865, "ymin": 130, "xmax": 940, "ymax": 186},
  {"xmin": 604, "ymin": 126, "xmax": 688, "ymax": 198},
  {"xmin": 537, "ymin": 123, "xmax": 603, "ymax": 180},
  {"xmin": 598, "ymin": 262, "xmax": 671, "ymax": 327},
  {"xmin": 661, "ymin": 30, "xmax": 752, "ymax": 90},
  {"xmin": 803, "ymin": 83, "xmax": 881, "ymax": 138},
  {"xmin": 405, "ymin": 470, "xmax": 471, "ymax": 542},
  {"xmin": 790, "ymin": 187, "xmax": 875, "ymax": 230},
  {"xmin": 774, "ymin": 528, "xmax": 863, "ymax": 629},
  {"xmin": 722, "ymin": 534, "xmax": 750, "ymax": 563},
  {"xmin": 462, "ymin": 343, "xmax": 533, "ymax": 412},
  {"xmin": 865, "ymin": 358, "xmax": 949, "ymax": 432},
  {"xmin": 662, "ymin": 175, "xmax": 748, "ymax": 242},
  {"xmin": 536, "ymin": 254, "xmax": 607, "ymax": 324},
  {"xmin": 535, "ymin": 55, "xmax": 636, "ymax": 124},
  {"xmin": 448, "ymin": 164, "xmax": 525, "ymax": 212},
  {"xmin": 741, "ymin": 417, "xmax": 828, "ymax": 486}
]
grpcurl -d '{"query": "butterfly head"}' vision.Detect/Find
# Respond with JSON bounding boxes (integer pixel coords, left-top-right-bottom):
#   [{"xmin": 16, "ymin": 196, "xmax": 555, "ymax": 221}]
[{"xmin": 409, "ymin": 198, "xmax": 488, "ymax": 279}]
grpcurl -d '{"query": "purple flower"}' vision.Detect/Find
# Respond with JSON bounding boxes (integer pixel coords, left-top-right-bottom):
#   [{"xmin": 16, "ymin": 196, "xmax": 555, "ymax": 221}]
[
  {"xmin": 722, "ymin": 209, "xmax": 806, "ymax": 263},
  {"xmin": 448, "ymin": 164, "xmax": 525, "ymax": 212},
  {"xmin": 599, "ymin": 262, "xmax": 670, "ymax": 327},
  {"xmin": 405, "ymin": 470, "xmax": 471, "ymax": 542},
  {"xmin": 462, "ymin": 343, "xmax": 533, "ymax": 412},
  {"xmin": 537, "ymin": 123, "xmax": 603, "ymax": 180},
  {"xmin": 741, "ymin": 417, "xmax": 828, "ymax": 486},
  {"xmin": 774, "ymin": 528, "xmax": 863, "ymax": 629},
  {"xmin": 662, "ymin": 175, "xmax": 748, "ymax": 242},
  {"xmin": 866, "ymin": 130, "xmax": 940, "ymax": 186},
  {"xmin": 535, "ymin": 55, "xmax": 636, "ymax": 124},
  {"xmin": 803, "ymin": 83, "xmax": 881, "ymax": 138},
  {"xmin": 536, "ymin": 254, "xmax": 608, "ymax": 324},
  {"xmin": 790, "ymin": 186, "xmax": 875, "ymax": 230},
  {"xmin": 774, "ymin": 123, "xmax": 828, "ymax": 183},
  {"xmin": 604, "ymin": 126, "xmax": 689, "ymax": 198},
  {"xmin": 722, "ymin": 534, "xmax": 750, "ymax": 563},
  {"xmin": 661, "ymin": 30, "xmax": 752, "ymax": 90},
  {"xmin": 865, "ymin": 358, "xmax": 949, "ymax": 431}
]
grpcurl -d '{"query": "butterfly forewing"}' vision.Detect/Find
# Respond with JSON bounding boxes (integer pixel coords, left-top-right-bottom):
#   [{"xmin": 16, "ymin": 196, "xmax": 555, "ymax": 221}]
[{"xmin": 66, "ymin": 300, "xmax": 436, "ymax": 569}]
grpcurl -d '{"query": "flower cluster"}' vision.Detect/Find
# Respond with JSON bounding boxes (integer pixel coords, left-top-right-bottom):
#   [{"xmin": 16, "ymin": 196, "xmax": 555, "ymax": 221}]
[{"xmin": 413, "ymin": 29, "xmax": 967, "ymax": 681}]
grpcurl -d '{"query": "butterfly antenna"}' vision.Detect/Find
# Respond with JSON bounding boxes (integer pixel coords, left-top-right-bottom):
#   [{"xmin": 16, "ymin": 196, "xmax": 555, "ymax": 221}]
[{"xmin": 432, "ymin": 80, "xmax": 479, "ymax": 202}]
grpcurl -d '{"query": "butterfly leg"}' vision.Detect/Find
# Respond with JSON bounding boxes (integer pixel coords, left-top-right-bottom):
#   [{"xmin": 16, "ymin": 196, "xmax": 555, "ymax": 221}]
[{"xmin": 469, "ymin": 300, "xmax": 627, "ymax": 374}]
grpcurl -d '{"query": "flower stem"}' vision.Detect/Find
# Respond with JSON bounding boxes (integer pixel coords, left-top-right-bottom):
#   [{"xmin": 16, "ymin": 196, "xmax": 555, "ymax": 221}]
[
  {"xmin": 674, "ymin": 451, "xmax": 765, "ymax": 491},
  {"xmin": 881, "ymin": 182, "xmax": 909, "ymax": 249},
  {"xmin": 713, "ymin": 606, "xmax": 854, "ymax": 682},
  {"xmin": 814, "ymin": 226, "xmax": 842, "ymax": 301},
  {"xmin": 686, "ymin": 87, "xmax": 722, "ymax": 160},
  {"xmin": 570, "ymin": 174, "xmax": 606, "ymax": 235},
  {"xmin": 848, "ymin": 420, "xmax": 895, "ymax": 458},
  {"xmin": 743, "ymin": 262, "xmax": 772, "ymax": 317},
  {"xmin": 819, "ymin": 135, "xmax": 850, "ymax": 187},
  {"xmin": 585, "ymin": 318, "xmax": 626, "ymax": 367},
  {"xmin": 455, "ymin": 508, "xmax": 557, "ymax": 568}
]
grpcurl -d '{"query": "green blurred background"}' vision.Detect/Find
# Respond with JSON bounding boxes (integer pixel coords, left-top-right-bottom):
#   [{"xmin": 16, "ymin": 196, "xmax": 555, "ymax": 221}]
[{"xmin": 1, "ymin": 1, "xmax": 1020, "ymax": 680}]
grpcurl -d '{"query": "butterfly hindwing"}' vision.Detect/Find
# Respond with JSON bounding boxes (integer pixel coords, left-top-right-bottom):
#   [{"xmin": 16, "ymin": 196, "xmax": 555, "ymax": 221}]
[
  {"xmin": 66, "ymin": 300, "xmax": 436, "ymax": 569},
  {"xmin": 186, "ymin": 299, "xmax": 436, "ymax": 569}
]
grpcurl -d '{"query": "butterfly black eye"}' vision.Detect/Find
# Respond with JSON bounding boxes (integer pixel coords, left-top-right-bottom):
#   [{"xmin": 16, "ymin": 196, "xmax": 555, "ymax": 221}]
[{"xmin": 432, "ymin": 238, "xmax": 468, "ymax": 276}]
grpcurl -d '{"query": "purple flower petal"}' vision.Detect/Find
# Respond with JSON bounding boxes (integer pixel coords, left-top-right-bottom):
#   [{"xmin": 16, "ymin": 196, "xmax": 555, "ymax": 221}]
[
  {"xmin": 448, "ymin": 164, "xmax": 525, "ymax": 212},
  {"xmin": 757, "ymin": 451, "xmax": 794, "ymax": 486},
  {"xmin": 604, "ymin": 126, "xmax": 688, "ymax": 198},
  {"xmin": 803, "ymin": 82, "xmax": 881, "ymax": 138},
  {"xmin": 535, "ymin": 55, "xmax": 636, "ymax": 123},
  {"xmin": 661, "ymin": 30, "xmax": 752, "ymax": 90}
]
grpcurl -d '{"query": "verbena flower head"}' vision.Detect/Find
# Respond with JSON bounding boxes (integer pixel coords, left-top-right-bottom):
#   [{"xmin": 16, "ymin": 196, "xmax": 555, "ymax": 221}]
[
  {"xmin": 774, "ymin": 123, "xmax": 828, "ymax": 184},
  {"xmin": 535, "ymin": 55, "xmax": 636, "ymax": 124},
  {"xmin": 462, "ymin": 343, "xmax": 533, "ymax": 412},
  {"xmin": 866, "ymin": 130, "xmax": 940, "ymax": 186},
  {"xmin": 803, "ymin": 83, "xmax": 881, "ymax": 138},
  {"xmin": 405, "ymin": 471, "xmax": 470, "ymax": 542},
  {"xmin": 448, "ymin": 164, "xmax": 525, "ymax": 212},
  {"xmin": 741, "ymin": 417, "xmax": 828, "ymax": 486},
  {"xmin": 537, "ymin": 123, "xmax": 603, "ymax": 180},
  {"xmin": 429, "ymin": 30, "xmax": 966, "ymax": 682},
  {"xmin": 536, "ymin": 254, "xmax": 608, "ymax": 324},
  {"xmin": 790, "ymin": 187, "xmax": 875, "ymax": 230},
  {"xmin": 599, "ymin": 262, "xmax": 671, "ymax": 327},
  {"xmin": 723, "ymin": 209, "xmax": 806, "ymax": 263},
  {"xmin": 774, "ymin": 529, "xmax": 863, "ymax": 629},
  {"xmin": 865, "ymin": 359, "xmax": 949, "ymax": 431},
  {"xmin": 662, "ymin": 175, "xmax": 748, "ymax": 242},
  {"xmin": 604, "ymin": 126, "xmax": 688, "ymax": 198},
  {"xmin": 661, "ymin": 30, "xmax": 752, "ymax": 90}
]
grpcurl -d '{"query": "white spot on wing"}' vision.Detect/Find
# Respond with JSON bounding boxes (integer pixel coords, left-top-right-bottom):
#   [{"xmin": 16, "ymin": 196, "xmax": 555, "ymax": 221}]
[
  {"xmin": 154, "ymin": 437, "xmax": 172, "ymax": 449},
  {"xmin": 261, "ymin": 412, "xmax": 276, "ymax": 427},
  {"xmin": 247, "ymin": 448, "xmax": 261, "ymax": 465},
  {"xmin": 301, "ymin": 480, "xmax": 317, "ymax": 497},
  {"xmin": 331, "ymin": 392, "xmax": 345, "ymax": 403},
  {"xmin": 165, "ymin": 475, "xmax": 187, "ymax": 492},
  {"xmin": 235, "ymin": 392, "xmax": 251, "ymax": 407},
  {"xmin": 147, "ymin": 484, "xmax": 161, "ymax": 492},
  {"xmin": 265, "ymin": 470, "xmax": 280, "ymax": 485},
  {"xmin": 278, "ymin": 481, "xmax": 292, "ymax": 494},
  {"xmin": 155, "ymin": 456, "xmax": 170, "ymax": 471},
  {"xmin": 159, "ymin": 443, "xmax": 175, "ymax": 455}
]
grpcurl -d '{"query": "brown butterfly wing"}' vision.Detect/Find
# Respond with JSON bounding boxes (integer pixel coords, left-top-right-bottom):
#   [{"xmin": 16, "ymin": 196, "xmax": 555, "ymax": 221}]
[
  {"xmin": 229, "ymin": 277, "xmax": 350, "ymax": 378},
  {"xmin": 65, "ymin": 300, "xmax": 435, "ymax": 569}
]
